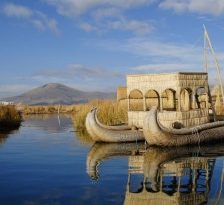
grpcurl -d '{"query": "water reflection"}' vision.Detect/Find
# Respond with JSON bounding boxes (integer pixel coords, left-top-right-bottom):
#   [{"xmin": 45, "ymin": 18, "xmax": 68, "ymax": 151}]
[
  {"xmin": 75, "ymin": 131, "xmax": 94, "ymax": 146},
  {"xmin": 87, "ymin": 143, "xmax": 145, "ymax": 180},
  {"xmin": 23, "ymin": 114, "xmax": 72, "ymax": 133},
  {"xmin": 0, "ymin": 128, "xmax": 20, "ymax": 145},
  {"xmin": 2, "ymin": 114, "xmax": 224, "ymax": 204},
  {"xmin": 87, "ymin": 143, "xmax": 224, "ymax": 205},
  {"xmin": 0, "ymin": 132, "xmax": 11, "ymax": 145}
]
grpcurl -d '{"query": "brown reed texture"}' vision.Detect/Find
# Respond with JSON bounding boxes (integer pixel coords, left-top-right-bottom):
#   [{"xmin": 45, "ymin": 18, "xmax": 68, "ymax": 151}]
[
  {"xmin": 117, "ymin": 86, "xmax": 127, "ymax": 101},
  {"xmin": 0, "ymin": 105, "xmax": 22, "ymax": 129},
  {"xmin": 23, "ymin": 105, "xmax": 76, "ymax": 114},
  {"xmin": 215, "ymin": 94, "xmax": 224, "ymax": 115},
  {"xmin": 72, "ymin": 100, "xmax": 128, "ymax": 133},
  {"xmin": 212, "ymin": 86, "xmax": 224, "ymax": 115}
]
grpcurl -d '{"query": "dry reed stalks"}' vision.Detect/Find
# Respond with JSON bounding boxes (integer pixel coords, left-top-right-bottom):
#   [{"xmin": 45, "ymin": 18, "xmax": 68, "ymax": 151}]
[
  {"xmin": 0, "ymin": 105, "xmax": 22, "ymax": 129},
  {"xmin": 72, "ymin": 100, "xmax": 128, "ymax": 133},
  {"xmin": 23, "ymin": 105, "xmax": 76, "ymax": 114}
]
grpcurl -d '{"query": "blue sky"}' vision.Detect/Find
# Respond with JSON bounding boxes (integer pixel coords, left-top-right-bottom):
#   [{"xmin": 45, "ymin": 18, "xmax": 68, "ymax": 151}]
[{"xmin": 1, "ymin": 0, "xmax": 224, "ymax": 97}]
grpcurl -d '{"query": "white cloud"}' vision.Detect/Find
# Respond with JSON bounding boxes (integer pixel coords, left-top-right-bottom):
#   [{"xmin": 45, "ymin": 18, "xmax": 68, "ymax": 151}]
[
  {"xmin": 47, "ymin": 19, "xmax": 59, "ymax": 33},
  {"xmin": 117, "ymin": 38, "xmax": 202, "ymax": 63},
  {"xmin": 1, "ymin": 3, "xmax": 59, "ymax": 34},
  {"xmin": 117, "ymin": 37, "xmax": 224, "ymax": 84},
  {"xmin": 34, "ymin": 64, "xmax": 122, "ymax": 79},
  {"xmin": 45, "ymin": 0, "xmax": 153, "ymax": 16},
  {"xmin": 0, "ymin": 84, "xmax": 32, "ymax": 98},
  {"xmin": 45, "ymin": 0, "xmax": 155, "ymax": 35},
  {"xmin": 159, "ymin": 0, "xmax": 224, "ymax": 16},
  {"xmin": 108, "ymin": 18, "xmax": 153, "ymax": 35},
  {"xmin": 79, "ymin": 22, "xmax": 97, "ymax": 32},
  {"xmin": 32, "ymin": 64, "xmax": 124, "ymax": 92},
  {"xmin": 79, "ymin": 18, "xmax": 154, "ymax": 35},
  {"xmin": 2, "ymin": 3, "xmax": 32, "ymax": 18},
  {"xmin": 92, "ymin": 7, "xmax": 121, "ymax": 19},
  {"xmin": 131, "ymin": 63, "xmax": 197, "ymax": 72},
  {"xmin": 30, "ymin": 19, "xmax": 45, "ymax": 31}
]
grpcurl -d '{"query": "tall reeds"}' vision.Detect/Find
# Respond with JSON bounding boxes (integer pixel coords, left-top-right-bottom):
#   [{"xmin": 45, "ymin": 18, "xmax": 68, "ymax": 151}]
[
  {"xmin": 23, "ymin": 105, "xmax": 76, "ymax": 114},
  {"xmin": 0, "ymin": 105, "xmax": 22, "ymax": 129},
  {"xmin": 72, "ymin": 100, "xmax": 128, "ymax": 133},
  {"xmin": 213, "ymin": 86, "xmax": 224, "ymax": 115}
]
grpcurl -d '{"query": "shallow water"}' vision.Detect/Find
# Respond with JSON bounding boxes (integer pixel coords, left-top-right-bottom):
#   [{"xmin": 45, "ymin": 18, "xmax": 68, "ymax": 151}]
[{"xmin": 0, "ymin": 114, "xmax": 224, "ymax": 205}]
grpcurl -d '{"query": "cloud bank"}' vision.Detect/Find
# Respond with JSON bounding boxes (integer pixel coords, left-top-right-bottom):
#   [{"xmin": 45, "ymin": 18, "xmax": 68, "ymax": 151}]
[
  {"xmin": 2, "ymin": 3, "xmax": 59, "ymax": 33},
  {"xmin": 160, "ymin": 0, "xmax": 224, "ymax": 16}
]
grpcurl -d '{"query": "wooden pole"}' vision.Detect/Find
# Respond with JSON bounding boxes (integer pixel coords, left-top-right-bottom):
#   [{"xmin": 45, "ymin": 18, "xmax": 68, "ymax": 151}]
[
  {"xmin": 203, "ymin": 25, "xmax": 224, "ymax": 104},
  {"xmin": 204, "ymin": 28, "xmax": 208, "ymax": 73}
]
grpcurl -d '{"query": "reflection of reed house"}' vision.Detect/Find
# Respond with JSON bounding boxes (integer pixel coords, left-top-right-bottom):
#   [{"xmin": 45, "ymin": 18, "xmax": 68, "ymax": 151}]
[
  {"xmin": 118, "ymin": 72, "xmax": 210, "ymax": 129},
  {"xmin": 125, "ymin": 154, "xmax": 215, "ymax": 205}
]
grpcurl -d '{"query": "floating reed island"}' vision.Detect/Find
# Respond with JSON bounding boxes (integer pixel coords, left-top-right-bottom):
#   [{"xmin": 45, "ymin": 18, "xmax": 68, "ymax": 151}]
[{"xmin": 86, "ymin": 72, "xmax": 224, "ymax": 146}]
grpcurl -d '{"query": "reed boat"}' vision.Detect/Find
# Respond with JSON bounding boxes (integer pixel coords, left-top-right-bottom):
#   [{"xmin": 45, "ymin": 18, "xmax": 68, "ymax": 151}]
[
  {"xmin": 85, "ymin": 26, "xmax": 224, "ymax": 146},
  {"xmin": 143, "ymin": 106, "xmax": 224, "ymax": 146},
  {"xmin": 85, "ymin": 108, "xmax": 144, "ymax": 143}
]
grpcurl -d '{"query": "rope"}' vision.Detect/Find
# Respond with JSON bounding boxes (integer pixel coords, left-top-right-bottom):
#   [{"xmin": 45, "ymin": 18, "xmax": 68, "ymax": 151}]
[{"xmin": 191, "ymin": 127, "xmax": 201, "ymax": 159}]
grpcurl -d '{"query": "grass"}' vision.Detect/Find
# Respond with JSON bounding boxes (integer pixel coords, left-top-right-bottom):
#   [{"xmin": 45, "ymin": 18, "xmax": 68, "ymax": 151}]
[
  {"xmin": 0, "ymin": 105, "xmax": 22, "ymax": 129},
  {"xmin": 72, "ymin": 100, "xmax": 128, "ymax": 133}
]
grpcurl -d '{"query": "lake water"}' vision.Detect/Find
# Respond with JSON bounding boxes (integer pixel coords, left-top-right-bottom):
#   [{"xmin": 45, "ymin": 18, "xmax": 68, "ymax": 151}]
[{"xmin": 0, "ymin": 114, "xmax": 224, "ymax": 205}]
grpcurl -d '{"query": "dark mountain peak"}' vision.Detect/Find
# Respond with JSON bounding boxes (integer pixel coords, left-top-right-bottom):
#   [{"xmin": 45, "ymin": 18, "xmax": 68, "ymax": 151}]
[
  {"xmin": 2, "ymin": 83, "xmax": 115, "ymax": 105},
  {"xmin": 42, "ymin": 83, "xmax": 64, "ymax": 89}
]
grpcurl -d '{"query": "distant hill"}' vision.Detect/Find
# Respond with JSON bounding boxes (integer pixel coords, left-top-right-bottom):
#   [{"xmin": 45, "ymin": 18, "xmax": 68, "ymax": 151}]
[{"xmin": 1, "ymin": 83, "xmax": 115, "ymax": 105}]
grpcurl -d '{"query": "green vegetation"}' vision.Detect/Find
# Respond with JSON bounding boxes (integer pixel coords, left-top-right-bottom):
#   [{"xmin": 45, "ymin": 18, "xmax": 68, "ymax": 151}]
[{"xmin": 0, "ymin": 105, "xmax": 22, "ymax": 129}]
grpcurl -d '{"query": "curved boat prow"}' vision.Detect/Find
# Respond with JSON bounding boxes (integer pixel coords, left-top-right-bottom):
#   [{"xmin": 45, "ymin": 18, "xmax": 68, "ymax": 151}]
[
  {"xmin": 143, "ymin": 106, "xmax": 224, "ymax": 146},
  {"xmin": 85, "ymin": 108, "xmax": 144, "ymax": 143}
]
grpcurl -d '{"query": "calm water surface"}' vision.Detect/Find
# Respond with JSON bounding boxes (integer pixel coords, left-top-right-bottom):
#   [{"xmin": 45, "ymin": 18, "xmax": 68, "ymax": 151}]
[{"xmin": 0, "ymin": 114, "xmax": 224, "ymax": 205}]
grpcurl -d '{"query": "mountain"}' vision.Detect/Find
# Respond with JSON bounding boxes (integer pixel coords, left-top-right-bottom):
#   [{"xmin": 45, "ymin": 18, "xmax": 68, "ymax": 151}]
[{"xmin": 1, "ymin": 83, "xmax": 115, "ymax": 105}]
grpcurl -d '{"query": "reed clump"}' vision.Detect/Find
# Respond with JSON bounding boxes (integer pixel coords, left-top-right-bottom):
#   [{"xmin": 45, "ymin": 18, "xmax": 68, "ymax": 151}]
[
  {"xmin": 72, "ymin": 100, "xmax": 128, "ymax": 133},
  {"xmin": 215, "ymin": 98, "xmax": 224, "ymax": 115},
  {"xmin": 212, "ymin": 86, "xmax": 224, "ymax": 115},
  {"xmin": 0, "ymin": 105, "xmax": 22, "ymax": 129}
]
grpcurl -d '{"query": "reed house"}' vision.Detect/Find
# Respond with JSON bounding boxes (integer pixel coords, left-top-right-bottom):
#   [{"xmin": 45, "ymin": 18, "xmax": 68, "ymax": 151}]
[{"xmin": 127, "ymin": 72, "xmax": 210, "ymax": 129}]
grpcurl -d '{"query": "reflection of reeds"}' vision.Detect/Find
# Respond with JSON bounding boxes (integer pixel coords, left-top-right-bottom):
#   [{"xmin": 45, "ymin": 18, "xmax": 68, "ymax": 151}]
[
  {"xmin": 75, "ymin": 131, "xmax": 94, "ymax": 146},
  {"xmin": 0, "ymin": 105, "xmax": 22, "ymax": 129},
  {"xmin": 72, "ymin": 100, "xmax": 128, "ymax": 133},
  {"xmin": 0, "ymin": 133, "xmax": 8, "ymax": 145}
]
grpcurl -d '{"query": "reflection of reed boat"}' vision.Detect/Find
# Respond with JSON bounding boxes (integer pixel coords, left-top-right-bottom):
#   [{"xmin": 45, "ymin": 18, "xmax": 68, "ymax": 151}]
[
  {"xmin": 86, "ymin": 27, "xmax": 224, "ymax": 146},
  {"xmin": 86, "ymin": 142, "xmax": 224, "ymax": 205},
  {"xmin": 87, "ymin": 142, "xmax": 145, "ymax": 180},
  {"xmin": 125, "ymin": 145, "xmax": 218, "ymax": 205},
  {"xmin": 86, "ymin": 142, "xmax": 224, "ymax": 182}
]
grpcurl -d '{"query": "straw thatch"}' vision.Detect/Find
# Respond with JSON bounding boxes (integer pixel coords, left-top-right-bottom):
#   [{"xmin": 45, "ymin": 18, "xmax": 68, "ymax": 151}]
[{"xmin": 127, "ymin": 72, "xmax": 208, "ymax": 97}]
